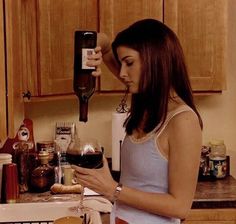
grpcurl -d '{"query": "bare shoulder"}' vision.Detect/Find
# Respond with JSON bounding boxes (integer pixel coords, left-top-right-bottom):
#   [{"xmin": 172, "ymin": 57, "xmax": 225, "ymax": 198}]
[
  {"xmin": 168, "ymin": 109, "xmax": 201, "ymax": 136},
  {"xmin": 167, "ymin": 108, "xmax": 202, "ymax": 154}
]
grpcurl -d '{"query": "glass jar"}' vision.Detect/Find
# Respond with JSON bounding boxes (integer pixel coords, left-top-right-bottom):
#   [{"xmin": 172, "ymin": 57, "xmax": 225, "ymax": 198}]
[{"xmin": 209, "ymin": 140, "xmax": 227, "ymax": 179}]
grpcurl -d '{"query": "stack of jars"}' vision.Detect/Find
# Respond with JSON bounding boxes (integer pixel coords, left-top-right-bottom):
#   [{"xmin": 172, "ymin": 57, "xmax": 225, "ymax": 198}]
[{"xmin": 209, "ymin": 140, "xmax": 227, "ymax": 179}]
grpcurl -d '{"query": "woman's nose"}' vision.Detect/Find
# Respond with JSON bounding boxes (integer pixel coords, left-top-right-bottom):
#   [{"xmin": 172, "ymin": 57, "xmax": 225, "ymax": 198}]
[{"xmin": 119, "ymin": 66, "xmax": 127, "ymax": 79}]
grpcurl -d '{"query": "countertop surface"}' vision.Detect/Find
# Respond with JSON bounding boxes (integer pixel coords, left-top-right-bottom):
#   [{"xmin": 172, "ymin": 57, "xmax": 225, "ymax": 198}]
[
  {"xmin": 192, "ymin": 175, "xmax": 236, "ymax": 208},
  {"xmin": 12, "ymin": 176, "xmax": 236, "ymax": 210}
]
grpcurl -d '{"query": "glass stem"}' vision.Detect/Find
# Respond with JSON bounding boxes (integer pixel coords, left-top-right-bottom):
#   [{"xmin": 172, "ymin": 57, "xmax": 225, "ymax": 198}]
[{"xmin": 79, "ymin": 186, "xmax": 85, "ymax": 215}]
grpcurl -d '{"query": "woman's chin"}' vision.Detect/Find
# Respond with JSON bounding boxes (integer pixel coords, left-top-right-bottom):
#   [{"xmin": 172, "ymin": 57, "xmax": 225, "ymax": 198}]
[{"xmin": 128, "ymin": 87, "xmax": 138, "ymax": 94}]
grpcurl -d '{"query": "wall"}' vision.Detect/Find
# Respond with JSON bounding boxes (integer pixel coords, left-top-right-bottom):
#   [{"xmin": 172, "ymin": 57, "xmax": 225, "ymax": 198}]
[{"xmin": 24, "ymin": 1, "xmax": 236, "ymax": 177}]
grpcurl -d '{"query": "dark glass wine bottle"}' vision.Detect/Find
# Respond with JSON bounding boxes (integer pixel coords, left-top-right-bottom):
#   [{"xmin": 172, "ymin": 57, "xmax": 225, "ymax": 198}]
[{"xmin": 73, "ymin": 31, "xmax": 97, "ymax": 122}]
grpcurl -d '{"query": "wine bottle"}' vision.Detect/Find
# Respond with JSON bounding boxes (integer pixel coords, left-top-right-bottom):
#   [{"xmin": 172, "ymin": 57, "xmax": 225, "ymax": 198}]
[{"xmin": 73, "ymin": 31, "xmax": 97, "ymax": 122}]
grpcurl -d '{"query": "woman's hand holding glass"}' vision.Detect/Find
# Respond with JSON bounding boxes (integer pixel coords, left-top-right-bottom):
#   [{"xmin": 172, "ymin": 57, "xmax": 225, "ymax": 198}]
[{"xmin": 72, "ymin": 155, "xmax": 118, "ymax": 202}]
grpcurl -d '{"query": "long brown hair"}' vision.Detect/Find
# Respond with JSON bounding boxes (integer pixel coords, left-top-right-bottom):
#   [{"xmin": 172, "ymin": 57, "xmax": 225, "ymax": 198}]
[{"xmin": 112, "ymin": 19, "xmax": 203, "ymax": 134}]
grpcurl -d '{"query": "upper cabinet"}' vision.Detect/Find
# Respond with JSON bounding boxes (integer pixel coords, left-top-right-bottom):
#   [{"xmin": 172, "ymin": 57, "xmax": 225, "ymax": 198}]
[
  {"xmin": 99, "ymin": 0, "xmax": 163, "ymax": 92},
  {"xmin": 0, "ymin": 0, "xmax": 7, "ymax": 145},
  {"xmin": 1, "ymin": 0, "xmax": 25, "ymax": 139},
  {"xmin": 12, "ymin": 0, "xmax": 228, "ymax": 98},
  {"xmin": 22, "ymin": 0, "xmax": 98, "ymax": 97},
  {"xmin": 164, "ymin": 0, "xmax": 227, "ymax": 92}
]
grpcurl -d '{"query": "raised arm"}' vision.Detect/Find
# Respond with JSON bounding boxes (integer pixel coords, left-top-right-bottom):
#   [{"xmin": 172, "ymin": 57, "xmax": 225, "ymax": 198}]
[{"xmin": 97, "ymin": 33, "xmax": 121, "ymax": 79}]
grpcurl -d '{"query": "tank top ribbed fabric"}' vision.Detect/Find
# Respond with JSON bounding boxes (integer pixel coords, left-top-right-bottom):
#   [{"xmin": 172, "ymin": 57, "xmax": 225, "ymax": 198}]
[{"xmin": 110, "ymin": 105, "xmax": 196, "ymax": 224}]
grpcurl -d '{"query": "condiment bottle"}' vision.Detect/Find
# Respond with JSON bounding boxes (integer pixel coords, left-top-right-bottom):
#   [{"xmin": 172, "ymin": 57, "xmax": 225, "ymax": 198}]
[
  {"xmin": 13, "ymin": 142, "xmax": 30, "ymax": 193},
  {"xmin": 30, "ymin": 151, "xmax": 55, "ymax": 192},
  {"xmin": 73, "ymin": 31, "xmax": 97, "ymax": 122},
  {"xmin": 1, "ymin": 163, "xmax": 19, "ymax": 203},
  {"xmin": 0, "ymin": 153, "xmax": 12, "ymax": 202},
  {"xmin": 209, "ymin": 140, "xmax": 227, "ymax": 179}
]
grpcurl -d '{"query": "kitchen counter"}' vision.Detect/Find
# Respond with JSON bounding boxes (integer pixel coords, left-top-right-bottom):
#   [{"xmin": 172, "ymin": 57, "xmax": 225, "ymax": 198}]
[
  {"xmin": 18, "ymin": 176, "xmax": 236, "ymax": 208},
  {"xmin": 192, "ymin": 175, "xmax": 236, "ymax": 209},
  {"xmin": 6, "ymin": 176, "xmax": 235, "ymax": 224}
]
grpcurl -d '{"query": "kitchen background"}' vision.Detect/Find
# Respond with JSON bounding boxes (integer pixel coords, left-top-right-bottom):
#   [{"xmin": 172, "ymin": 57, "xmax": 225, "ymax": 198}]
[
  {"xmin": 1, "ymin": 1, "xmax": 236, "ymax": 178},
  {"xmin": 24, "ymin": 1, "xmax": 236, "ymax": 178}
]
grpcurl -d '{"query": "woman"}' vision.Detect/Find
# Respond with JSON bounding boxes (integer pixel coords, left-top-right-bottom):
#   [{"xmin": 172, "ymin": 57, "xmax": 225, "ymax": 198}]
[{"xmin": 73, "ymin": 19, "xmax": 203, "ymax": 224}]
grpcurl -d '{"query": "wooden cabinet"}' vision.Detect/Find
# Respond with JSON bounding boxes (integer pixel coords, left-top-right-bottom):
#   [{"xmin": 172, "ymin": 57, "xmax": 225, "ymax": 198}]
[
  {"xmin": 0, "ymin": 0, "xmax": 7, "ymax": 145},
  {"xmin": 1, "ymin": 0, "xmax": 25, "ymax": 139},
  {"xmin": 21, "ymin": 0, "xmax": 98, "ymax": 97},
  {"xmin": 9, "ymin": 0, "xmax": 228, "ymax": 98},
  {"xmin": 100, "ymin": 0, "xmax": 227, "ymax": 92},
  {"xmin": 165, "ymin": 0, "xmax": 227, "ymax": 92},
  {"xmin": 182, "ymin": 209, "xmax": 236, "ymax": 223},
  {"xmin": 99, "ymin": 0, "xmax": 163, "ymax": 92}
]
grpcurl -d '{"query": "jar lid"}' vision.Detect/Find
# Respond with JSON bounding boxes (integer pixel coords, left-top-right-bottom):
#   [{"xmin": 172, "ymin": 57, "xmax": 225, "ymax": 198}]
[
  {"xmin": 0, "ymin": 153, "xmax": 12, "ymax": 164},
  {"xmin": 0, "ymin": 153, "xmax": 12, "ymax": 160},
  {"xmin": 209, "ymin": 140, "xmax": 224, "ymax": 146}
]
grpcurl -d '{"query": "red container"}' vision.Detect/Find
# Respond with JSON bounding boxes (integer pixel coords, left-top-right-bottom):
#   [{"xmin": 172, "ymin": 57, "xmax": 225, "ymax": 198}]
[{"xmin": 1, "ymin": 163, "xmax": 19, "ymax": 203}]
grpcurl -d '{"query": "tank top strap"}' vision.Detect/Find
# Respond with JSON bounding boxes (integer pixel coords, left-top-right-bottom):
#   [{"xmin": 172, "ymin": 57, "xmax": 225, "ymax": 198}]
[{"xmin": 155, "ymin": 105, "xmax": 194, "ymax": 138}]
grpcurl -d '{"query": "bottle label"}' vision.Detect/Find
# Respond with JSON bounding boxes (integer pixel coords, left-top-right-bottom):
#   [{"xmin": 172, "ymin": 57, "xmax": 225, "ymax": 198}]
[
  {"xmin": 209, "ymin": 158, "xmax": 227, "ymax": 178},
  {"xmin": 82, "ymin": 48, "xmax": 95, "ymax": 69}
]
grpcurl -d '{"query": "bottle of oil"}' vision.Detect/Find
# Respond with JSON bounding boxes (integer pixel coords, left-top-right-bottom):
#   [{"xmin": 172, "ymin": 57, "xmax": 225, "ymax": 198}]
[
  {"xmin": 73, "ymin": 31, "xmax": 97, "ymax": 122},
  {"xmin": 30, "ymin": 151, "xmax": 55, "ymax": 192}
]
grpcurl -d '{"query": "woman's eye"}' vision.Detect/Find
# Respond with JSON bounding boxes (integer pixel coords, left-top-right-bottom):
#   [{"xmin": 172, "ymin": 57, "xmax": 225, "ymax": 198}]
[{"xmin": 126, "ymin": 61, "xmax": 133, "ymax": 66}]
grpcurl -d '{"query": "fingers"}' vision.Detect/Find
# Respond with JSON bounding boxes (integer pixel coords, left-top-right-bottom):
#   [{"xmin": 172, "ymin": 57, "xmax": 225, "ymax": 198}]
[
  {"xmin": 71, "ymin": 165, "xmax": 90, "ymax": 174},
  {"xmin": 102, "ymin": 156, "xmax": 109, "ymax": 169},
  {"xmin": 85, "ymin": 46, "xmax": 103, "ymax": 77},
  {"xmin": 91, "ymin": 67, "xmax": 101, "ymax": 77}
]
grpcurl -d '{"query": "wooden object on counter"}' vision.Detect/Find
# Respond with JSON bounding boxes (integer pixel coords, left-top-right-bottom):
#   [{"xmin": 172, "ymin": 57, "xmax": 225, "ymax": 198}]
[{"xmin": 50, "ymin": 183, "xmax": 82, "ymax": 194}]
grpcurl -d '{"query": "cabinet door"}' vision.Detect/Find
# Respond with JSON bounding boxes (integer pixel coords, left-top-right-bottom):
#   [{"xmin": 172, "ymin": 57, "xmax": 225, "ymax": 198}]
[
  {"xmin": 0, "ymin": 0, "xmax": 7, "ymax": 145},
  {"xmin": 99, "ymin": 0, "xmax": 163, "ymax": 92},
  {"xmin": 5, "ymin": 0, "xmax": 24, "ymax": 138},
  {"xmin": 36, "ymin": 0, "xmax": 98, "ymax": 96},
  {"xmin": 182, "ymin": 208, "xmax": 236, "ymax": 223},
  {"xmin": 164, "ymin": 0, "xmax": 227, "ymax": 92}
]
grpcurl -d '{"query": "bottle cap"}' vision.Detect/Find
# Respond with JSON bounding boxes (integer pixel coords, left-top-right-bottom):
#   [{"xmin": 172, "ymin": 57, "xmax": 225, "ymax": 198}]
[{"xmin": 38, "ymin": 151, "xmax": 49, "ymax": 163}]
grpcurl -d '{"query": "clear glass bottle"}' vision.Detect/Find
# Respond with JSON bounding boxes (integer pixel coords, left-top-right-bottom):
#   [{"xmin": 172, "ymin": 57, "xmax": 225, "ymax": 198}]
[
  {"xmin": 209, "ymin": 140, "xmax": 227, "ymax": 179},
  {"xmin": 30, "ymin": 151, "xmax": 55, "ymax": 192}
]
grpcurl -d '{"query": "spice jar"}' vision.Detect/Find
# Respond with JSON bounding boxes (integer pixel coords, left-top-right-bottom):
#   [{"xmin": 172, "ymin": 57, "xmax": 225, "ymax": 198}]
[{"xmin": 209, "ymin": 140, "xmax": 227, "ymax": 179}]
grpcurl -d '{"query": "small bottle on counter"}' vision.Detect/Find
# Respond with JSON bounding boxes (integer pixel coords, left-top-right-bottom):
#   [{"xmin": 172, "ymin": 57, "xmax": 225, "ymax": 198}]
[
  {"xmin": 30, "ymin": 151, "xmax": 55, "ymax": 192},
  {"xmin": 0, "ymin": 153, "xmax": 12, "ymax": 202},
  {"xmin": 13, "ymin": 142, "xmax": 30, "ymax": 193},
  {"xmin": 209, "ymin": 140, "xmax": 227, "ymax": 179}
]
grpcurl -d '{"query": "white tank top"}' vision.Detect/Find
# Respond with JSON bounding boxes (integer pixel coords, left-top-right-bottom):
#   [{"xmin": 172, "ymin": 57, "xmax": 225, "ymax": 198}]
[{"xmin": 111, "ymin": 105, "xmax": 195, "ymax": 224}]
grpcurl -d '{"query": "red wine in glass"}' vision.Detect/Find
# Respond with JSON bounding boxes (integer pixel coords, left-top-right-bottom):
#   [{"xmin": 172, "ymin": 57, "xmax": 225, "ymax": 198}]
[{"xmin": 66, "ymin": 150, "xmax": 103, "ymax": 169}]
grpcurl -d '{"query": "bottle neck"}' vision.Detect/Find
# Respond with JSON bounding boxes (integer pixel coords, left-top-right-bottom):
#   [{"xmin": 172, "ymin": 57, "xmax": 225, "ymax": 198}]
[{"xmin": 79, "ymin": 101, "xmax": 88, "ymax": 122}]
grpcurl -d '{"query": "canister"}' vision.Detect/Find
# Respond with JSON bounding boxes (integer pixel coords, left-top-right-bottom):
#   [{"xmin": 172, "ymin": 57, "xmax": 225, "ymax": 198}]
[
  {"xmin": 0, "ymin": 153, "xmax": 12, "ymax": 202},
  {"xmin": 209, "ymin": 140, "xmax": 227, "ymax": 179},
  {"xmin": 1, "ymin": 163, "xmax": 19, "ymax": 203}
]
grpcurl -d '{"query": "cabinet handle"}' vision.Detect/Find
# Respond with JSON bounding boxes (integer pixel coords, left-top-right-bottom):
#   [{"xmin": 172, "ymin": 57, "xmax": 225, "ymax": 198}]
[{"xmin": 22, "ymin": 90, "xmax": 31, "ymax": 100}]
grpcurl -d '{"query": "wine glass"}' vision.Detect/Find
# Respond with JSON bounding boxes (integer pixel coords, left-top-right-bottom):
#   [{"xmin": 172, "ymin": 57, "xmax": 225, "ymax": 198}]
[{"xmin": 66, "ymin": 137, "xmax": 103, "ymax": 216}]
